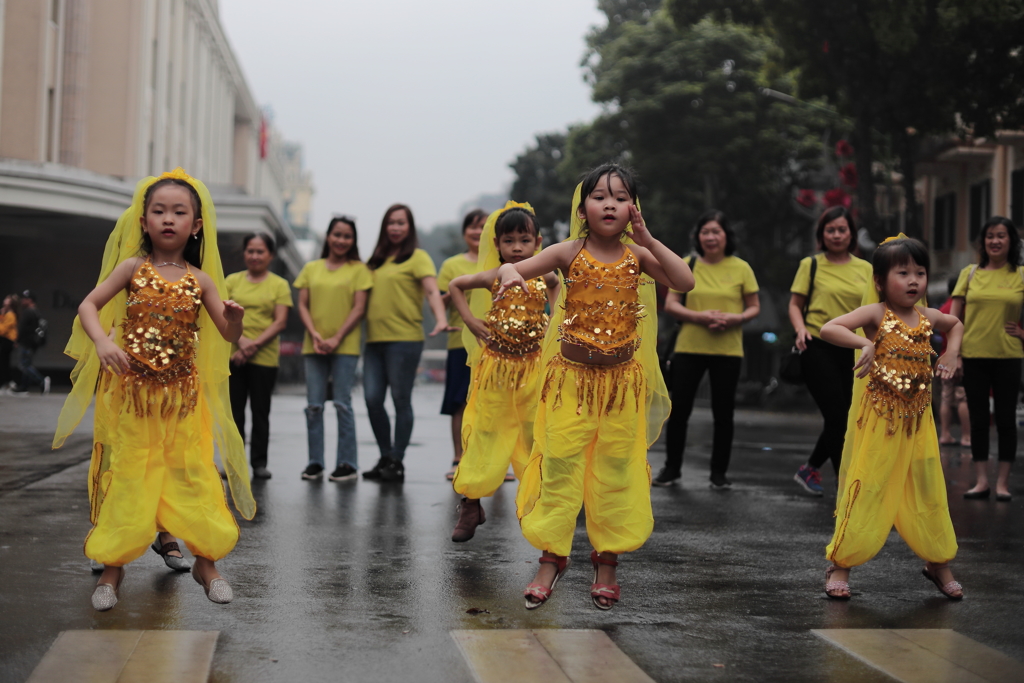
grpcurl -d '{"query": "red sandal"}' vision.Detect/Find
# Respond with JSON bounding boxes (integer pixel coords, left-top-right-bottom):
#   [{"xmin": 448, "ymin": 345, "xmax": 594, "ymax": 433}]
[
  {"xmin": 590, "ymin": 550, "xmax": 620, "ymax": 610},
  {"xmin": 523, "ymin": 555, "xmax": 570, "ymax": 610}
]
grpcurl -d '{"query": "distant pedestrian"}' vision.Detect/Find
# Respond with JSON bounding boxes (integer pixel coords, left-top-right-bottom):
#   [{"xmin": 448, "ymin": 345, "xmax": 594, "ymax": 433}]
[
  {"xmin": 498, "ymin": 164, "xmax": 694, "ymax": 610},
  {"xmin": 226, "ymin": 233, "xmax": 293, "ymax": 480},
  {"xmin": 13, "ymin": 290, "xmax": 49, "ymax": 395},
  {"xmin": 446, "ymin": 202, "xmax": 558, "ymax": 542},
  {"xmin": 655, "ymin": 210, "xmax": 760, "ymax": 489},
  {"xmin": 936, "ymin": 275, "xmax": 970, "ymax": 448},
  {"xmin": 53, "ymin": 169, "xmax": 255, "ymax": 611},
  {"xmin": 0, "ymin": 294, "xmax": 18, "ymax": 390},
  {"xmin": 949, "ymin": 216, "xmax": 1023, "ymax": 502},
  {"xmin": 819, "ymin": 234, "xmax": 963, "ymax": 601},
  {"xmin": 362, "ymin": 204, "xmax": 452, "ymax": 483},
  {"xmin": 294, "ymin": 217, "xmax": 373, "ymax": 482},
  {"xmin": 437, "ymin": 209, "xmax": 487, "ymax": 480},
  {"xmin": 788, "ymin": 207, "xmax": 873, "ymax": 496}
]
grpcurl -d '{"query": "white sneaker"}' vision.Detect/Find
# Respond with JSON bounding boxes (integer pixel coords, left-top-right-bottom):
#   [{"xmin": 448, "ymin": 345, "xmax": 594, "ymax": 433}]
[{"xmin": 42, "ymin": 376, "xmax": 51, "ymax": 395}]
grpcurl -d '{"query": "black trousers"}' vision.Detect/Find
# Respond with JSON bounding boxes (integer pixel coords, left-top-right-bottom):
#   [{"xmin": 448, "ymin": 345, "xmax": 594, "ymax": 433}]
[
  {"xmin": 962, "ymin": 357, "xmax": 1020, "ymax": 463},
  {"xmin": 229, "ymin": 362, "xmax": 279, "ymax": 469},
  {"xmin": 0, "ymin": 337, "xmax": 12, "ymax": 387},
  {"xmin": 664, "ymin": 353, "xmax": 743, "ymax": 476},
  {"xmin": 800, "ymin": 337, "xmax": 854, "ymax": 473}
]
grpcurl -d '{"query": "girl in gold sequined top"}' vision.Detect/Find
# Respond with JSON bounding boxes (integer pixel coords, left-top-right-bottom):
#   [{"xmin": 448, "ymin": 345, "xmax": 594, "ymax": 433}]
[
  {"xmin": 445, "ymin": 204, "xmax": 558, "ymax": 543},
  {"xmin": 496, "ymin": 164, "xmax": 695, "ymax": 611},
  {"xmin": 68, "ymin": 171, "xmax": 251, "ymax": 611},
  {"xmin": 818, "ymin": 235, "xmax": 965, "ymax": 601}
]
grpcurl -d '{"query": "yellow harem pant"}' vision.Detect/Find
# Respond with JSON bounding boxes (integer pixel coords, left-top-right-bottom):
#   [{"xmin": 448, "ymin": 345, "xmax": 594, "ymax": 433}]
[
  {"xmin": 516, "ymin": 355, "xmax": 652, "ymax": 557},
  {"xmin": 453, "ymin": 348, "xmax": 540, "ymax": 499},
  {"xmin": 85, "ymin": 378, "xmax": 239, "ymax": 566},
  {"xmin": 826, "ymin": 376, "xmax": 957, "ymax": 568}
]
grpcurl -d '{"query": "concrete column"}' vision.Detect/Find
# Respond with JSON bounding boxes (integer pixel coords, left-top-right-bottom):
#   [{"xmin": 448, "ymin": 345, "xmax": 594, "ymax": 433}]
[{"xmin": 59, "ymin": 0, "xmax": 89, "ymax": 168}]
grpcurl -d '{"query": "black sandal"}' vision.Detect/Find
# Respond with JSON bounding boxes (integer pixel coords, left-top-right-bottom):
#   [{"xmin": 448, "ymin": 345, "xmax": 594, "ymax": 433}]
[{"xmin": 151, "ymin": 537, "xmax": 192, "ymax": 572}]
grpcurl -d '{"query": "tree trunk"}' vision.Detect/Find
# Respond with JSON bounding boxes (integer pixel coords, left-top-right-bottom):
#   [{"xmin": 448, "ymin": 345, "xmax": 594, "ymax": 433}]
[
  {"xmin": 853, "ymin": 110, "xmax": 880, "ymax": 241},
  {"xmin": 898, "ymin": 131, "xmax": 921, "ymax": 240}
]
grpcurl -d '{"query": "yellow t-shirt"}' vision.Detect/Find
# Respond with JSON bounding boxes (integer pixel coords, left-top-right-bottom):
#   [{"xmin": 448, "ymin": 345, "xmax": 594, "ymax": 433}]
[
  {"xmin": 293, "ymin": 259, "xmax": 374, "ymax": 355},
  {"xmin": 225, "ymin": 271, "xmax": 293, "ymax": 367},
  {"xmin": 0, "ymin": 310, "xmax": 16, "ymax": 342},
  {"xmin": 790, "ymin": 253, "xmax": 873, "ymax": 338},
  {"xmin": 366, "ymin": 249, "xmax": 437, "ymax": 343},
  {"xmin": 673, "ymin": 255, "xmax": 759, "ymax": 358},
  {"xmin": 952, "ymin": 264, "xmax": 1024, "ymax": 359},
  {"xmin": 437, "ymin": 253, "xmax": 479, "ymax": 350}
]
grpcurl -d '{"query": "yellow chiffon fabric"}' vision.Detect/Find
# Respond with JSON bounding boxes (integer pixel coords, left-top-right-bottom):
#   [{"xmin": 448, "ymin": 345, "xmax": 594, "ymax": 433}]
[
  {"xmin": 515, "ymin": 183, "xmax": 669, "ymax": 556},
  {"xmin": 53, "ymin": 170, "xmax": 255, "ymax": 539},
  {"xmin": 826, "ymin": 310, "xmax": 957, "ymax": 568}
]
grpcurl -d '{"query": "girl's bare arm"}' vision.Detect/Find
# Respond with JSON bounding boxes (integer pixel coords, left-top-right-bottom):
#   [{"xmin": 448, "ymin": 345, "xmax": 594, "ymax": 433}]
[
  {"xmin": 77, "ymin": 258, "xmax": 139, "ymax": 373},
  {"xmin": 195, "ymin": 270, "xmax": 244, "ymax": 343},
  {"xmin": 496, "ymin": 242, "xmax": 575, "ymax": 296}
]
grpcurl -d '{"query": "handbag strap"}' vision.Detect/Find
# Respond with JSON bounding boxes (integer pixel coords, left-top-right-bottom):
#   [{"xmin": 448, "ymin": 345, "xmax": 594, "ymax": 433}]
[
  {"xmin": 680, "ymin": 255, "xmax": 698, "ymax": 307},
  {"xmin": 801, "ymin": 254, "xmax": 818, "ymax": 322}
]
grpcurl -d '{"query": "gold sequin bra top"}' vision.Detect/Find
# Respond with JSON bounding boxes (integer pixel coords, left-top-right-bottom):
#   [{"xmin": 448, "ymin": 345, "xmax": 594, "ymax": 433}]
[
  {"xmin": 122, "ymin": 260, "xmax": 202, "ymax": 380},
  {"xmin": 861, "ymin": 306, "xmax": 935, "ymax": 436},
  {"xmin": 558, "ymin": 247, "xmax": 646, "ymax": 358},
  {"xmin": 487, "ymin": 276, "xmax": 549, "ymax": 354}
]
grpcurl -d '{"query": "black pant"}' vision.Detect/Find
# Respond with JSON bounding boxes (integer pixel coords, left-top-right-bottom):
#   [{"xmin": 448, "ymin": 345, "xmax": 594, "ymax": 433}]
[
  {"xmin": 0, "ymin": 337, "xmax": 12, "ymax": 387},
  {"xmin": 800, "ymin": 337, "xmax": 854, "ymax": 473},
  {"xmin": 664, "ymin": 353, "xmax": 743, "ymax": 476},
  {"xmin": 962, "ymin": 357, "xmax": 1020, "ymax": 463},
  {"xmin": 229, "ymin": 362, "xmax": 279, "ymax": 469}
]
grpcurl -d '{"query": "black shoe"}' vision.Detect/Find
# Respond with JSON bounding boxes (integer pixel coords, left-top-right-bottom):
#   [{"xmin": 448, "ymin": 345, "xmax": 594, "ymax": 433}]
[
  {"xmin": 709, "ymin": 473, "xmax": 732, "ymax": 489},
  {"xmin": 963, "ymin": 488, "xmax": 990, "ymax": 500},
  {"xmin": 252, "ymin": 466, "xmax": 272, "ymax": 480},
  {"xmin": 362, "ymin": 459, "xmax": 384, "ymax": 480},
  {"xmin": 301, "ymin": 463, "xmax": 324, "ymax": 480},
  {"xmin": 651, "ymin": 467, "xmax": 681, "ymax": 487},
  {"xmin": 379, "ymin": 457, "xmax": 405, "ymax": 483},
  {"xmin": 996, "ymin": 492, "xmax": 1012, "ymax": 502},
  {"xmin": 329, "ymin": 464, "xmax": 358, "ymax": 481}
]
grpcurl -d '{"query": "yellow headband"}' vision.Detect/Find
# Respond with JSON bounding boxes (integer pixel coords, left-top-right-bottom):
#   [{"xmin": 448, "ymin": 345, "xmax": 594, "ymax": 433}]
[
  {"xmin": 497, "ymin": 200, "xmax": 535, "ymax": 216},
  {"xmin": 880, "ymin": 232, "xmax": 909, "ymax": 245}
]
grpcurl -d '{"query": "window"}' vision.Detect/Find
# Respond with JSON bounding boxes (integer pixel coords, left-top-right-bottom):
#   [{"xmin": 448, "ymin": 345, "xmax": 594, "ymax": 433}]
[
  {"xmin": 969, "ymin": 180, "xmax": 991, "ymax": 243},
  {"xmin": 933, "ymin": 193, "xmax": 956, "ymax": 251}
]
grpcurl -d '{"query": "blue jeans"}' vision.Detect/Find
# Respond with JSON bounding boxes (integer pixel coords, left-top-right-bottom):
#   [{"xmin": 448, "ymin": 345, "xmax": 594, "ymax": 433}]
[
  {"xmin": 305, "ymin": 354, "xmax": 359, "ymax": 469},
  {"xmin": 17, "ymin": 347, "xmax": 44, "ymax": 389},
  {"xmin": 363, "ymin": 341, "xmax": 423, "ymax": 462}
]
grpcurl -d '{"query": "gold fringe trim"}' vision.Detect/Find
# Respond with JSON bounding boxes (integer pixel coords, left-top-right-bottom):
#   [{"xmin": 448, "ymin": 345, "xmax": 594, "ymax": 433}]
[
  {"xmin": 828, "ymin": 478, "xmax": 862, "ymax": 566},
  {"xmin": 540, "ymin": 354, "xmax": 644, "ymax": 416},
  {"xmin": 475, "ymin": 347, "xmax": 542, "ymax": 392},
  {"xmin": 856, "ymin": 381, "xmax": 927, "ymax": 437},
  {"xmin": 99, "ymin": 365, "xmax": 199, "ymax": 420}
]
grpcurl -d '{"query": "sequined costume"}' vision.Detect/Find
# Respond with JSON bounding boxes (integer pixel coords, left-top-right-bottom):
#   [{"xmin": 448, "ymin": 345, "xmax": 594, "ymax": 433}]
[
  {"xmin": 517, "ymin": 242, "xmax": 656, "ymax": 557},
  {"xmin": 453, "ymin": 276, "xmax": 549, "ymax": 499},
  {"xmin": 826, "ymin": 307, "xmax": 957, "ymax": 568},
  {"xmin": 83, "ymin": 260, "xmax": 239, "ymax": 565}
]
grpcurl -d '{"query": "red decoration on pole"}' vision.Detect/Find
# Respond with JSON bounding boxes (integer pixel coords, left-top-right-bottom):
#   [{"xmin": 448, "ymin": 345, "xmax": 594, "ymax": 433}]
[
  {"xmin": 259, "ymin": 115, "xmax": 268, "ymax": 160},
  {"xmin": 839, "ymin": 163, "xmax": 858, "ymax": 188},
  {"xmin": 835, "ymin": 140, "xmax": 853, "ymax": 158},
  {"xmin": 824, "ymin": 188, "xmax": 851, "ymax": 208},
  {"xmin": 796, "ymin": 189, "xmax": 818, "ymax": 208}
]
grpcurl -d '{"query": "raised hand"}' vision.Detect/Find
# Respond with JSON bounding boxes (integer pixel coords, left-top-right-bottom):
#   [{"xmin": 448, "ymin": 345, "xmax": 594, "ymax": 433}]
[
  {"xmin": 222, "ymin": 300, "xmax": 244, "ymax": 323},
  {"xmin": 853, "ymin": 343, "xmax": 876, "ymax": 379},
  {"xmin": 627, "ymin": 204, "xmax": 654, "ymax": 247}
]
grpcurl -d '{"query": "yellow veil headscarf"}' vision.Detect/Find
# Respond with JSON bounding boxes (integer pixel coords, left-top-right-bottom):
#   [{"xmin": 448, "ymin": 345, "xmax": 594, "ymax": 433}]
[
  {"xmin": 52, "ymin": 169, "xmax": 256, "ymax": 520},
  {"xmin": 460, "ymin": 200, "xmax": 538, "ymax": 366},
  {"xmin": 537, "ymin": 183, "xmax": 670, "ymax": 446}
]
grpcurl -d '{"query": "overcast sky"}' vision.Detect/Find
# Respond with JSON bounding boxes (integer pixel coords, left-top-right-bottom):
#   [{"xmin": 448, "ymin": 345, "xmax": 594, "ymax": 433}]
[{"xmin": 218, "ymin": 0, "xmax": 605, "ymax": 253}]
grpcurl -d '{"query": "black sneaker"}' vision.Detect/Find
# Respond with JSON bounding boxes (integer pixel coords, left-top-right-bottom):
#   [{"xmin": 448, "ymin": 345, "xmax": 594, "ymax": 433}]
[
  {"xmin": 362, "ymin": 459, "xmax": 384, "ymax": 480},
  {"xmin": 252, "ymin": 466, "xmax": 273, "ymax": 480},
  {"xmin": 651, "ymin": 467, "xmax": 681, "ymax": 487},
  {"xmin": 379, "ymin": 457, "xmax": 405, "ymax": 483},
  {"xmin": 329, "ymin": 464, "xmax": 358, "ymax": 481},
  {"xmin": 709, "ymin": 473, "xmax": 732, "ymax": 490},
  {"xmin": 301, "ymin": 463, "xmax": 324, "ymax": 480}
]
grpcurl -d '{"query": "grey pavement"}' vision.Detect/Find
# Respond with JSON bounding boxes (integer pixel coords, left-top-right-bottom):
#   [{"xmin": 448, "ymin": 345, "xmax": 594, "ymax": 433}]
[{"xmin": 0, "ymin": 385, "xmax": 1022, "ymax": 682}]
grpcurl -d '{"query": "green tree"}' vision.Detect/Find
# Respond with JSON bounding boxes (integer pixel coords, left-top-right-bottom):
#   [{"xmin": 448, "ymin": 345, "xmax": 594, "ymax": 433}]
[{"xmin": 508, "ymin": 132, "xmax": 577, "ymax": 241}]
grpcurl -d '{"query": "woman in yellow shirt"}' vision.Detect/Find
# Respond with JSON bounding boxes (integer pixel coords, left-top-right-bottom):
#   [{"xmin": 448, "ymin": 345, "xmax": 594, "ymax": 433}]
[
  {"xmin": 950, "ymin": 216, "xmax": 1024, "ymax": 502},
  {"xmin": 363, "ymin": 204, "xmax": 450, "ymax": 483},
  {"xmin": 655, "ymin": 211, "xmax": 760, "ymax": 489},
  {"xmin": 788, "ymin": 207, "xmax": 873, "ymax": 496},
  {"xmin": 294, "ymin": 217, "xmax": 373, "ymax": 482},
  {"xmin": 437, "ymin": 209, "xmax": 487, "ymax": 479},
  {"xmin": 0, "ymin": 293, "xmax": 17, "ymax": 390},
  {"xmin": 225, "ymin": 233, "xmax": 293, "ymax": 480}
]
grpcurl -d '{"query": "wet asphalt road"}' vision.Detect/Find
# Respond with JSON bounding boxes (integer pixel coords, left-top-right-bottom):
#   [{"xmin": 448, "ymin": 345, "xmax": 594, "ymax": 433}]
[{"xmin": 1, "ymin": 385, "xmax": 1022, "ymax": 683}]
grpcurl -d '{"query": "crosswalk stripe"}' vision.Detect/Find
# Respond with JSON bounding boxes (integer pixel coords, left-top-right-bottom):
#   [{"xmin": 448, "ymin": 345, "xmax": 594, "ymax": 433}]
[
  {"xmin": 25, "ymin": 630, "xmax": 219, "ymax": 683},
  {"xmin": 814, "ymin": 629, "xmax": 1024, "ymax": 683},
  {"xmin": 452, "ymin": 629, "xmax": 655, "ymax": 683}
]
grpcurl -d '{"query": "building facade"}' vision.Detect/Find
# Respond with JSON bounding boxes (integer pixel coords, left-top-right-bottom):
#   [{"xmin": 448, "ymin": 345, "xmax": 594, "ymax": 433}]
[{"xmin": 0, "ymin": 0, "xmax": 312, "ymax": 372}]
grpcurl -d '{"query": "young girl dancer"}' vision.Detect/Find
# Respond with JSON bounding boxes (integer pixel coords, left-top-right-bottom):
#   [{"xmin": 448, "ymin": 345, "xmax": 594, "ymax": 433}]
[
  {"xmin": 819, "ymin": 234, "xmax": 964, "ymax": 600},
  {"xmin": 446, "ymin": 202, "xmax": 558, "ymax": 542},
  {"xmin": 53, "ymin": 169, "xmax": 256, "ymax": 610},
  {"xmin": 497, "ymin": 164, "xmax": 694, "ymax": 610}
]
